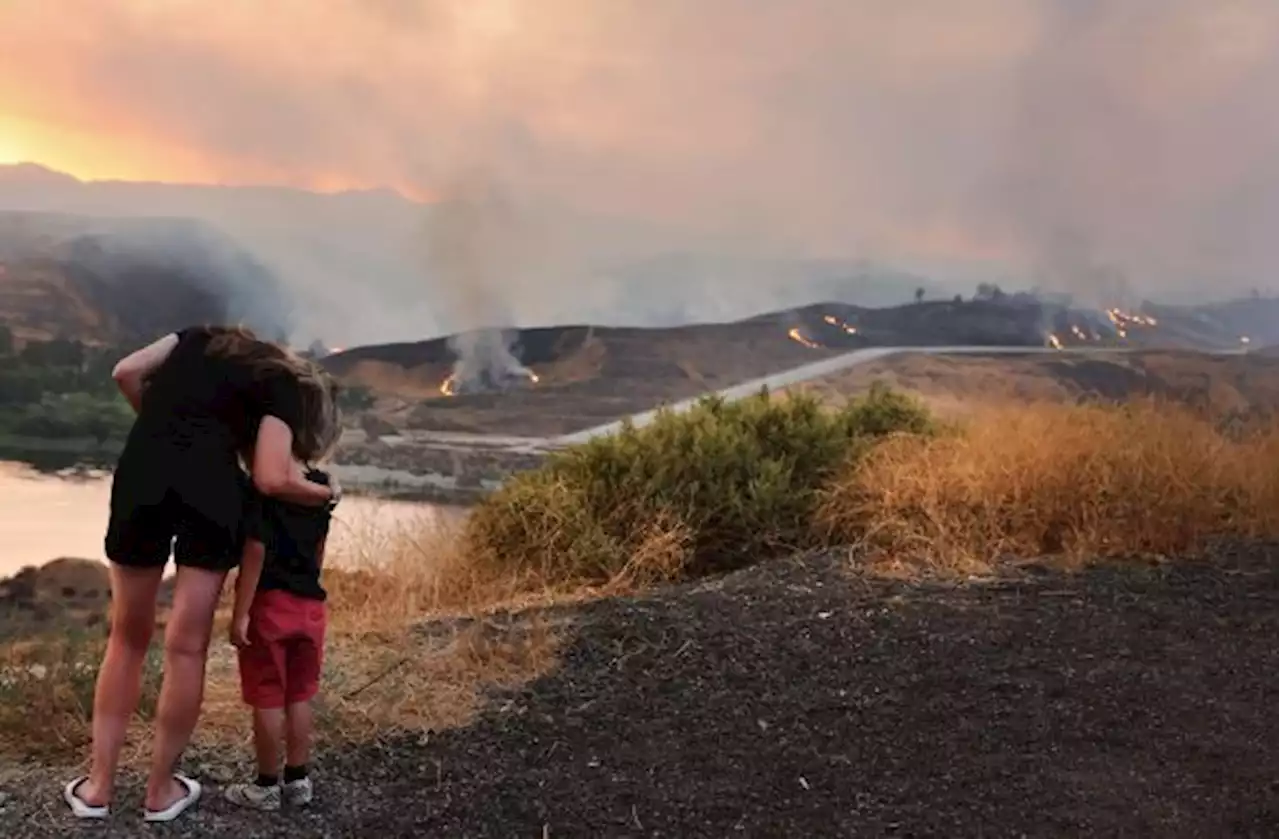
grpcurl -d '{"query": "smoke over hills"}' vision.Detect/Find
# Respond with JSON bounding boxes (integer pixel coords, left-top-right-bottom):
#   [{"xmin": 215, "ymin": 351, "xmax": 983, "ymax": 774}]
[
  {"xmin": 0, "ymin": 1, "xmax": 1273, "ymax": 346},
  {"xmin": 0, "ymin": 209, "xmax": 291, "ymax": 345}
]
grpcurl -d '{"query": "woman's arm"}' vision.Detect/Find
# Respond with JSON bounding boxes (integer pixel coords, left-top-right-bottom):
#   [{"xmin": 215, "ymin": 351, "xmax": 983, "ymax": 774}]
[
  {"xmin": 251, "ymin": 416, "xmax": 335, "ymax": 506},
  {"xmin": 112, "ymin": 332, "xmax": 181, "ymax": 413}
]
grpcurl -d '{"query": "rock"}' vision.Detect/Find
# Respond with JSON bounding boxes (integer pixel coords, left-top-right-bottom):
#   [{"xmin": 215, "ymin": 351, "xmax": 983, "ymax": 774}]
[
  {"xmin": 31, "ymin": 558, "xmax": 110, "ymax": 602},
  {"xmin": 1, "ymin": 558, "xmax": 111, "ymax": 635},
  {"xmin": 0, "ymin": 567, "xmax": 39, "ymax": 602}
]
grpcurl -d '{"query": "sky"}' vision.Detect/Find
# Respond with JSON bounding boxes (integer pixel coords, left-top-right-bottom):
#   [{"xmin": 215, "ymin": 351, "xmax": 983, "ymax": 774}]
[{"xmin": 0, "ymin": 0, "xmax": 1275, "ymax": 326}]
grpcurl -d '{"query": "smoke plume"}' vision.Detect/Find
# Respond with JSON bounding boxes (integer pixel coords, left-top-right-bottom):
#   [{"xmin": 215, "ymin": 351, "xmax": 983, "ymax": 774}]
[
  {"xmin": 990, "ymin": 0, "xmax": 1277, "ymax": 308},
  {"xmin": 427, "ymin": 171, "xmax": 538, "ymax": 386},
  {"xmin": 0, "ymin": 0, "xmax": 1272, "ymax": 343}
]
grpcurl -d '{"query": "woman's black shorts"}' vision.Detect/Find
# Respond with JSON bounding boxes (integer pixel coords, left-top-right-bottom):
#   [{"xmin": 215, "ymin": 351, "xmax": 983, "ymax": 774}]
[{"xmin": 105, "ymin": 490, "xmax": 241, "ymax": 572}]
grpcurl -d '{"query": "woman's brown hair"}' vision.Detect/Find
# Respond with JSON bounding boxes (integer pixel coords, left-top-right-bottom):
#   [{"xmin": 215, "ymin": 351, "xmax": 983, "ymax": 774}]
[{"xmin": 205, "ymin": 325, "xmax": 342, "ymax": 463}]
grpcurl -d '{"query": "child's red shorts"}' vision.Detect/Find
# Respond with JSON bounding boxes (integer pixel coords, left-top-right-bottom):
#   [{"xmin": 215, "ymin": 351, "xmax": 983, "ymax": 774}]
[{"xmin": 237, "ymin": 590, "xmax": 326, "ymax": 709}]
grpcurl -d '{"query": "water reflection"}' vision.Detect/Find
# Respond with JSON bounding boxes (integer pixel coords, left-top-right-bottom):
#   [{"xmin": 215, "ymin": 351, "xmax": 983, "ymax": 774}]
[{"xmin": 0, "ymin": 461, "xmax": 463, "ymax": 578}]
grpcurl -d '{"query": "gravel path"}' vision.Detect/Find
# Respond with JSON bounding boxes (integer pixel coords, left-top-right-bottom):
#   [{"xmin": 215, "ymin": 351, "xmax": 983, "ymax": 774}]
[{"xmin": 3, "ymin": 545, "xmax": 1275, "ymax": 837}]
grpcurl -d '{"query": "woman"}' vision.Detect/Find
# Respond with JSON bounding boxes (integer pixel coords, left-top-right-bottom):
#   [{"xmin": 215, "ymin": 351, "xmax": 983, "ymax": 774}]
[{"xmin": 62, "ymin": 325, "xmax": 342, "ymax": 823}]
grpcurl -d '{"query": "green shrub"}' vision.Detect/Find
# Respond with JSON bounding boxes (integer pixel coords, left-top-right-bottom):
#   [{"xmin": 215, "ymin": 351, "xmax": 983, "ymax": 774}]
[
  {"xmin": 337, "ymin": 385, "xmax": 376, "ymax": 413},
  {"xmin": 464, "ymin": 382, "xmax": 933, "ymax": 589},
  {"xmin": 0, "ymin": 339, "xmax": 135, "ymax": 446},
  {"xmin": 3, "ymin": 392, "xmax": 135, "ymax": 442}
]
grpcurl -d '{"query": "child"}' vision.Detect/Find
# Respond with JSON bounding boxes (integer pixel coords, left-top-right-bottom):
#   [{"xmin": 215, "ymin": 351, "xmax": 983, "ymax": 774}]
[{"xmin": 224, "ymin": 462, "xmax": 341, "ymax": 811}]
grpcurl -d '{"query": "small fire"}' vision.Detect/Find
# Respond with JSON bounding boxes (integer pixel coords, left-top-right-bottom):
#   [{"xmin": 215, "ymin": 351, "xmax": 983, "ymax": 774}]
[
  {"xmin": 1106, "ymin": 308, "xmax": 1157, "ymax": 331},
  {"xmin": 438, "ymin": 368, "xmax": 539, "ymax": 397},
  {"xmin": 822, "ymin": 314, "xmax": 858, "ymax": 334},
  {"xmin": 1047, "ymin": 334, "xmax": 1063, "ymax": 350},
  {"xmin": 1240, "ymin": 336, "xmax": 1251, "ymax": 344},
  {"xmin": 330, "ymin": 346, "xmax": 346, "ymax": 354},
  {"xmin": 787, "ymin": 327, "xmax": 822, "ymax": 349}
]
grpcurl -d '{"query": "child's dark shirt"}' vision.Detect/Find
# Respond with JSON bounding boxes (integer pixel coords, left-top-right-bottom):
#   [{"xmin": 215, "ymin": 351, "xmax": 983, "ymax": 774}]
[{"xmin": 242, "ymin": 470, "xmax": 332, "ymax": 602}]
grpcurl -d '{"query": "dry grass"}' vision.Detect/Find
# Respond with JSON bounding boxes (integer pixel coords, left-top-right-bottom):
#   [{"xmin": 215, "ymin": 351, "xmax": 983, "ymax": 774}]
[
  {"xmin": 192, "ymin": 505, "xmax": 565, "ymax": 757},
  {"xmin": 818, "ymin": 399, "xmax": 1279, "ymax": 576},
  {"xmin": 0, "ymin": 633, "xmax": 162, "ymax": 759},
  {"xmin": 788, "ymin": 351, "xmax": 1280, "ymax": 418},
  {"xmin": 0, "ymin": 505, "xmax": 563, "ymax": 762}
]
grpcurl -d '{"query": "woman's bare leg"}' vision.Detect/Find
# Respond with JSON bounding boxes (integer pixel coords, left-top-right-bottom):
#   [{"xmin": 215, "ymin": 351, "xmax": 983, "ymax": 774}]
[
  {"xmin": 79, "ymin": 564, "xmax": 164, "ymax": 807},
  {"xmin": 143, "ymin": 565, "xmax": 226, "ymax": 811}
]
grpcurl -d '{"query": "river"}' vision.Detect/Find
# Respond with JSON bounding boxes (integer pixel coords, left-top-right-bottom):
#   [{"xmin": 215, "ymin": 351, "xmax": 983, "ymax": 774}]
[{"xmin": 0, "ymin": 461, "xmax": 463, "ymax": 578}]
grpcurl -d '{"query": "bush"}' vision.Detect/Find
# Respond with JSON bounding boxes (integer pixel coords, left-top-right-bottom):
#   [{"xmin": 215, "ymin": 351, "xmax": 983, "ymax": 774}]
[
  {"xmin": 818, "ymin": 399, "xmax": 1279, "ymax": 574},
  {"xmin": 4, "ymin": 392, "xmax": 136, "ymax": 442},
  {"xmin": 0, "ymin": 339, "xmax": 133, "ymax": 444},
  {"xmin": 337, "ymin": 385, "xmax": 376, "ymax": 413},
  {"xmin": 464, "ymin": 383, "xmax": 933, "ymax": 590}
]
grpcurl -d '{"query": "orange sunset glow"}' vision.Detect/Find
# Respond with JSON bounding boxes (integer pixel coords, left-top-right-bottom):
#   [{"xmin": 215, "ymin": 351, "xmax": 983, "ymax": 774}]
[
  {"xmin": 0, "ymin": 112, "xmax": 424, "ymax": 196},
  {"xmin": 0, "ymin": 113, "xmax": 214, "ymax": 183},
  {"xmin": 0, "ymin": 0, "xmax": 1273, "ymax": 283}
]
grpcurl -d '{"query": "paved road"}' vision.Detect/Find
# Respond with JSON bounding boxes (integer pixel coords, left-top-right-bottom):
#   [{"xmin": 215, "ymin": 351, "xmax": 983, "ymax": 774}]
[{"xmin": 552, "ymin": 344, "xmax": 1093, "ymax": 445}]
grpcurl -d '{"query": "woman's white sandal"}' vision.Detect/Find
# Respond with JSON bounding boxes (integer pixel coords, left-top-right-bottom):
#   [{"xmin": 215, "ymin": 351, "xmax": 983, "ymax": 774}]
[
  {"xmin": 142, "ymin": 774, "xmax": 202, "ymax": 823},
  {"xmin": 63, "ymin": 777, "xmax": 110, "ymax": 819}
]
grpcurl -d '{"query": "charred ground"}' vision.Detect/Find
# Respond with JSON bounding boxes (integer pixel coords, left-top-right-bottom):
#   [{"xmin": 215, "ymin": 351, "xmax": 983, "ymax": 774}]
[
  {"xmin": 325, "ymin": 292, "xmax": 1279, "ymax": 438},
  {"xmin": 4, "ymin": 543, "xmax": 1274, "ymax": 838}
]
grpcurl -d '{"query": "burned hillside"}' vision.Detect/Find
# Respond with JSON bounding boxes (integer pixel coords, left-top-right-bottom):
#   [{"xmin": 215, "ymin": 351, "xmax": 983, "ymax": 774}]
[
  {"xmin": 0, "ymin": 211, "xmax": 292, "ymax": 346},
  {"xmin": 320, "ymin": 294, "xmax": 1278, "ymax": 439},
  {"xmin": 324, "ymin": 294, "xmax": 1276, "ymax": 404}
]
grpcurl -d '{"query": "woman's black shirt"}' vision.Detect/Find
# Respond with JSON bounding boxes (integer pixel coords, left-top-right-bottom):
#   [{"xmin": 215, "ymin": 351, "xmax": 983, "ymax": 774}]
[{"xmin": 110, "ymin": 327, "xmax": 305, "ymax": 540}]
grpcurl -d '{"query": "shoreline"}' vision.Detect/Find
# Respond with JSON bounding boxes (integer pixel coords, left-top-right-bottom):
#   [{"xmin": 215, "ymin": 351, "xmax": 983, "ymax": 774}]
[
  {"xmin": 0, "ymin": 433, "xmax": 545, "ymax": 506},
  {"xmin": 0, "ymin": 460, "xmax": 468, "ymax": 578}
]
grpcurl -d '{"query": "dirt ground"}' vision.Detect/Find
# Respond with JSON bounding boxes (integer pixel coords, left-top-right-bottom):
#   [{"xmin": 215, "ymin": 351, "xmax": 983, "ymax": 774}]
[{"xmin": 3, "ymin": 542, "xmax": 1274, "ymax": 837}]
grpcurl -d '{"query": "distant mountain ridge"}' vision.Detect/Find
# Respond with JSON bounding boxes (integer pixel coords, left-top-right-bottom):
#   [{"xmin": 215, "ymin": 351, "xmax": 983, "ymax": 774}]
[{"xmin": 0, "ymin": 164, "xmax": 953, "ymax": 345}]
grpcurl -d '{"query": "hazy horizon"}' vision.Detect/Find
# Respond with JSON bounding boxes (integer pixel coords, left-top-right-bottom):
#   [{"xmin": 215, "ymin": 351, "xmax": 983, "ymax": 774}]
[{"xmin": 1, "ymin": 1, "xmax": 1275, "ymax": 344}]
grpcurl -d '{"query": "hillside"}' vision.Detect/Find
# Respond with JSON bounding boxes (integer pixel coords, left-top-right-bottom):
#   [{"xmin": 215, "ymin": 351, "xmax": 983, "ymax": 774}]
[
  {"xmin": 0, "ymin": 210, "xmax": 291, "ymax": 346},
  {"xmin": 0, "ymin": 165, "xmax": 951, "ymax": 345},
  {"xmin": 326, "ymin": 295, "xmax": 1278, "ymax": 437}
]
